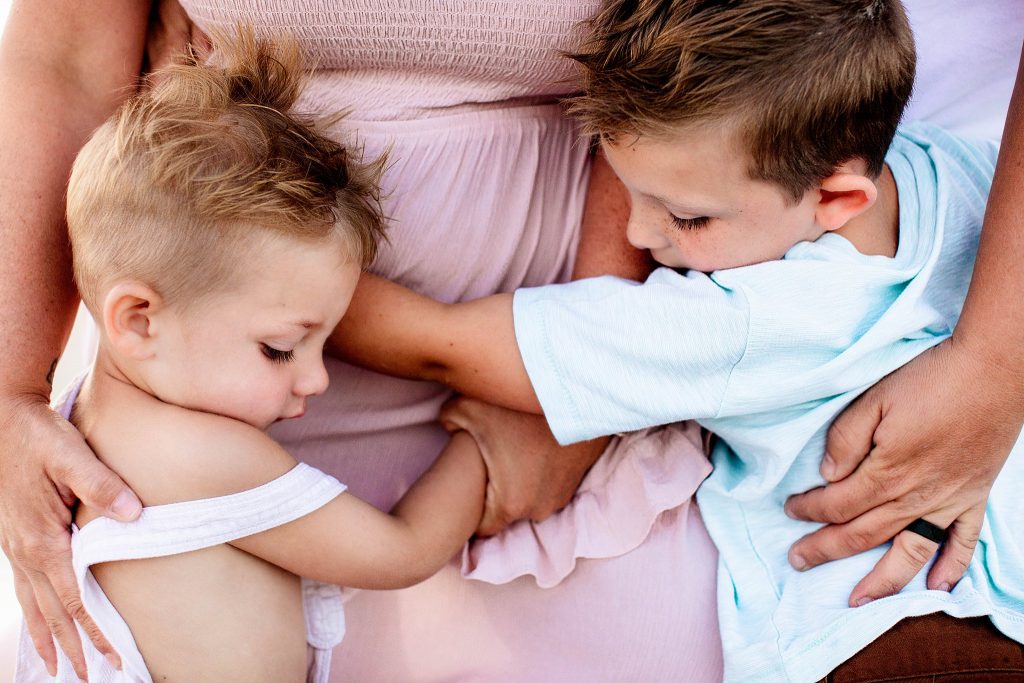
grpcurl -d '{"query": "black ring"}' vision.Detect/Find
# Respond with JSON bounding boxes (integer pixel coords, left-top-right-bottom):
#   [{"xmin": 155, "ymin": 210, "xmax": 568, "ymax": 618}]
[{"xmin": 903, "ymin": 518, "xmax": 948, "ymax": 544}]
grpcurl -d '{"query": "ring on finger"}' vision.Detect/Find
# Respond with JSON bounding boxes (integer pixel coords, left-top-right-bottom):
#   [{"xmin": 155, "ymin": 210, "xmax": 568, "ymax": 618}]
[{"xmin": 902, "ymin": 518, "xmax": 948, "ymax": 544}]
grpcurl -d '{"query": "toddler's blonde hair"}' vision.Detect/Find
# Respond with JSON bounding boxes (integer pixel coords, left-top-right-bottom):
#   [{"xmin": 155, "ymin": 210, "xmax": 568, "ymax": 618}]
[{"xmin": 67, "ymin": 27, "xmax": 386, "ymax": 312}]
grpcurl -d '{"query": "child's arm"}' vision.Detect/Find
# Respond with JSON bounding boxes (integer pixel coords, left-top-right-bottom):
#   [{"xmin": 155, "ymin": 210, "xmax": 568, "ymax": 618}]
[
  {"xmin": 328, "ymin": 276, "xmax": 543, "ymax": 414},
  {"xmin": 231, "ymin": 430, "xmax": 486, "ymax": 589}
]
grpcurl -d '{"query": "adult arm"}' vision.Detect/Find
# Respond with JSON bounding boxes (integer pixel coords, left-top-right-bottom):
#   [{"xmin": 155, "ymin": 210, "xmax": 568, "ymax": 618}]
[
  {"xmin": 0, "ymin": 2, "xmax": 150, "ymax": 676},
  {"xmin": 785, "ymin": 45, "xmax": 1024, "ymax": 605}
]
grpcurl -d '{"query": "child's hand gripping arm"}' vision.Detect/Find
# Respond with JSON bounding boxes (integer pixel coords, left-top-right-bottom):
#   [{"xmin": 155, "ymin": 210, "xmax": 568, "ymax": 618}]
[
  {"xmin": 232, "ymin": 430, "xmax": 485, "ymax": 589},
  {"xmin": 328, "ymin": 276, "xmax": 543, "ymax": 414}
]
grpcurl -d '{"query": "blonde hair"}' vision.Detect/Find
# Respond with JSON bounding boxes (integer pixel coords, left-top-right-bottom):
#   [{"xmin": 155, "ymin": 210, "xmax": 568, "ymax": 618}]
[
  {"xmin": 566, "ymin": 0, "xmax": 915, "ymax": 201},
  {"xmin": 67, "ymin": 27, "xmax": 387, "ymax": 312}
]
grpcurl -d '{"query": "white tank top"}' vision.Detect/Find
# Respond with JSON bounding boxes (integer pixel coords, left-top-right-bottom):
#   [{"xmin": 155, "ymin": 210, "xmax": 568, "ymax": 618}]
[{"xmin": 15, "ymin": 376, "xmax": 348, "ymax": 683}]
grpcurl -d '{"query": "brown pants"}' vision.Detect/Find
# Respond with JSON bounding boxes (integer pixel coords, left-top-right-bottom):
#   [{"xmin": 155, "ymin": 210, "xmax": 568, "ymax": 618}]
[{"xmin": 819, "ymin": 613, "xmax": 1024, "ymax": 682}]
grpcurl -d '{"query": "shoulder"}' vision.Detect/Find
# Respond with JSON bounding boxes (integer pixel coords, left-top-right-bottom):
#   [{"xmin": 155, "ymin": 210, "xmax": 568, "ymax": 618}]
[{"xmin": 94, "ymin": 403, "xmax": 298, "ymax": 508}]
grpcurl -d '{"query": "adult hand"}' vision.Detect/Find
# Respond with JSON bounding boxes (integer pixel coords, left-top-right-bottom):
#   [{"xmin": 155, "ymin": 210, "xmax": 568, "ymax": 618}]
[
  {"xmin": 784, "ymin": 339, "xmax": 1023, "ymax": 606},
  {"xmin": 0, "ymin": 397, "xmax": 142, "ymax": 679},
  {"xmin": 439, "ymin": 396, "xmax": 608, "ymax": 536}
]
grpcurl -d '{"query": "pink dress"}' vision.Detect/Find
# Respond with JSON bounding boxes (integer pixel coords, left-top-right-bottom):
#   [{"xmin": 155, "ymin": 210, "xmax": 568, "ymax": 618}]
[{"xmin": 178, "ymin": 2, "xmax": 723, "ymax": 680}]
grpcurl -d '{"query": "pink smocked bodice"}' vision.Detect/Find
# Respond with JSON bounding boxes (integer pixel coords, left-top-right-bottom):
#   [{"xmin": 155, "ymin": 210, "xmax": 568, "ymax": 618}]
[{"xmin": 180, "ymin": 0, "xmax": 598, "ymax": 119}]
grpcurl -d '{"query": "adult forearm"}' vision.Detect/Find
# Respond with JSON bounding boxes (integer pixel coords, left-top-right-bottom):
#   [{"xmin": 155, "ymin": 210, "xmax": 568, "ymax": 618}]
[
  {"xmin": 0, "ymin": 69, "xmax": 86, "ymax": 401},
  {"xmin": 0, "ymin": 5, "xmax": 147, "ymax": 403},
  {"xmin": 953, "ymin": 46, "xmax": 1024, "ymax": 392}
]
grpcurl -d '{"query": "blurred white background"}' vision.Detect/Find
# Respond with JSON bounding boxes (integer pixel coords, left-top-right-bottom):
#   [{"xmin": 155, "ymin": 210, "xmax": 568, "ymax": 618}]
[{"xmin": 0, "ymin": 0, "xmax": 100, "ymax": 676}]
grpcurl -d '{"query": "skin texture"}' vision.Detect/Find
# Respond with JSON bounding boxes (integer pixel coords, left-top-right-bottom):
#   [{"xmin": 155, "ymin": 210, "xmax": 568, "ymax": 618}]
[{"xmin": 784, "ymin": 45, "xmax": 1024, "ymax": 606}]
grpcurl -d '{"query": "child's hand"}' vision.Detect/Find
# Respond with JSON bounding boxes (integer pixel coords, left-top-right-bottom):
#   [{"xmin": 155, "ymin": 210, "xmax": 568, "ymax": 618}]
[{"xmin": 440, "ymin": 397, "xmax": 609, "ymax": 536}]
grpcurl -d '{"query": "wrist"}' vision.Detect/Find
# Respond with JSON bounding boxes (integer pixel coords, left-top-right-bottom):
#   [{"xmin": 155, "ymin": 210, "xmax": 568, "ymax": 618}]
[{"xmin": 942, "ymin": 334, "xmax": 1024, "ymax": 428}]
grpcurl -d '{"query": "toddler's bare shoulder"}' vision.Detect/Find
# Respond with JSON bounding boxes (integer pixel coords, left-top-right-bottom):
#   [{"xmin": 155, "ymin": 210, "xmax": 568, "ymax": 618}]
[{"xmin": 106, "ymin": 406, "xmax": 298, "ymax": 507}]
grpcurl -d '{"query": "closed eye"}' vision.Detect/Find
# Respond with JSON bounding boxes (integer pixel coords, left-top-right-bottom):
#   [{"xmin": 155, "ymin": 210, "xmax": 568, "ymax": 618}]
[
  {"xmin": 671, "ymin": 215, "xmax": 711, "ymax": 231},
  {"xmin": 261, "ymin": 343, "xmax": 295, "ymax": 364}
]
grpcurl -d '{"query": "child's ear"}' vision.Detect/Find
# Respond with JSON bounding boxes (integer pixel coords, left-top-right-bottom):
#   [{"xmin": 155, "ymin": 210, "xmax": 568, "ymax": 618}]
[
  {"xmin": 814, "ymin": 162, "xmax": 878, "ymax": 232},
  {"xmin": 102, "ymin": 281, "xmax": 164, "ymax": 360}
]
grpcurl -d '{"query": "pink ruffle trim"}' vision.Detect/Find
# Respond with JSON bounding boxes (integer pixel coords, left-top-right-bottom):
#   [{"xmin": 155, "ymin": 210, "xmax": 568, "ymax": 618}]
[{"xmin": 460, "ymin": 422, "xmax": 713, "ymax": 588}]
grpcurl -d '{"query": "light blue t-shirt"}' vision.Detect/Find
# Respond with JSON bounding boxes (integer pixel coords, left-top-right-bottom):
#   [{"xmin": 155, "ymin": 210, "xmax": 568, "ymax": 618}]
[{"xmin": 513, "ymin": 124, "xmax": 1024, "ymax": 682}]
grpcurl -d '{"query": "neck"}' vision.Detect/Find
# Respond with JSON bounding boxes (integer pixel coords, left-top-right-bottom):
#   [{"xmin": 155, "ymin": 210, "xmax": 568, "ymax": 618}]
[
  {"xmin": 77, "ymin": 347, "xmax": 157, "ymax": 431},
  {"xmin": 834, "ymin": 164, "xmax": 899, "ymax": 257}
]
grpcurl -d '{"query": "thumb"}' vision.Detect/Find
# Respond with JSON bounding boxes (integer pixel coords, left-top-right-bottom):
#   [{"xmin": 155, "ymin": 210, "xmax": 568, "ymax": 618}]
[
  {"xmin": 438, "ymin": 399, "xmax": 470, "ymax": 433},
  {"xmin": 71, "ymin": 458, "xmax": 140, "ymax": 521},
  {"xmin": 50, "ymin": 421, "xmax": 141, "ymax": 521},
  {"xmin": 825, "ymin": 385, "xmax": 885, "ymax": 482}
]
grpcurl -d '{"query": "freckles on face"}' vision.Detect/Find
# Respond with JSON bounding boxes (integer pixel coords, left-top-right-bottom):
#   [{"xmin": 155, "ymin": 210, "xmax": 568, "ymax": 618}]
[{"xmin": 602, "ymin": 128, "xmax": 819, "ymax": 272}]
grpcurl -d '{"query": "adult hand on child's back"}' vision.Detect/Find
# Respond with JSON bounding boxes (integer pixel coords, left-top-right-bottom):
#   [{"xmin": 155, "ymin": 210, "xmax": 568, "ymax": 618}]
[
  {"xmin": 440, "ymin": 396, "xmax": 608, "ymax": 536},
  {"xmin": 784, "ymin": 340, "xmax": 1023, "ymax": 607},
  {"xmin": 0, "ymin": 398, "xmax": 141, "ymax": 679}
]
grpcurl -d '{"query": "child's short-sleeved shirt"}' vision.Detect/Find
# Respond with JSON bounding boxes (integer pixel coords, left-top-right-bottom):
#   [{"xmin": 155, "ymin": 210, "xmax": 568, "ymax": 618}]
[{"xmin": 512, "ymin": 124, "xmax": 1024, "ymax": 682}]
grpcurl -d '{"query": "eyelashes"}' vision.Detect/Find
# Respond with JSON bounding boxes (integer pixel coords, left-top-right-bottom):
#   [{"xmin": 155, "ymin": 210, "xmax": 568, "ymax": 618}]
[
  {"xmin": 671, "ymin": 215, "xmax": 711, "ymax": 231},
  {"xmin": 261, "ymin": 343, "xmax": 295, "ymax": 364}
]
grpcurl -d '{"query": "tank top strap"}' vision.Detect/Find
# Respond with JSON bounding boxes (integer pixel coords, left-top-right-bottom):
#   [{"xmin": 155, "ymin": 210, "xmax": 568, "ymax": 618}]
[
  {"xmin": 53, "ymin": 377, "xmax": 349, "ymax": 681},
  {"xmin": 71, "ymin": 463, "xmax": 345, "ymax": 567}
]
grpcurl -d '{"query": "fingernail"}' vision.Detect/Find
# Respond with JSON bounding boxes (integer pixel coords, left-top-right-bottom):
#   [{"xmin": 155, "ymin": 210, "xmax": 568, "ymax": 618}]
[
  {"xmin": 855, "ymin": 597, "xmax": 873, "ymax": 607},
  {"xmin": 791, "ymin": 553, "xmax": 808, "ymax": 571},
  {"xmin": 106, "ymin": 652, "xmax": 121, "ymax": 670},
  {"xmin": 821, "ymin": 452, "xmax": 837, "ymax": 480},
  {"xmin": 937, "ymin": 582, "xmax": 951, "ymax": 592},
  {"xmin": 110, "ymin": 490, "xmax": 142, "ymax": 520}
]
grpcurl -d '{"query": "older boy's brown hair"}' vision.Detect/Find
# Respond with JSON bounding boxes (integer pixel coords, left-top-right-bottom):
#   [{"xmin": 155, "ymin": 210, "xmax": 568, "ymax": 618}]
[
  {"xmin": 566, "ymin": 0, "xmax": 916, "ymax": 200},
  {"xmin": 68, "ymin": 28, "xmax": 387, "ymax": 311}
]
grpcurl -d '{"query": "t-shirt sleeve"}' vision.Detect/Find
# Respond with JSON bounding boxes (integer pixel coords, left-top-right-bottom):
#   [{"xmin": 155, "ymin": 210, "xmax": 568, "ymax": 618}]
[{"xmin": 512, "ymin": 269, "xmax": 750, "ymax": 444}]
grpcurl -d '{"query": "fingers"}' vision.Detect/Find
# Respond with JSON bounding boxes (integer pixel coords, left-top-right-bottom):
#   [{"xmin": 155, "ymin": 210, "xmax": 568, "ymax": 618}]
[
  {"xmin": 26, "ymin": 566, "xmax": 88, "ymax": 681},
  {"xmin": 848, "ymin": 525, "xmax": 941, "ymax": 606},
  {"xmin": 788, "ymin": 502, "xmax": 910, "ymax": 571},
  {"xmin": 46, "ymin": 548, "xmax": 120, "ymax": 672},
  {"xmin": 928, "ymin": 505, "xmax": 985, "ymax": 591},
  {"xmin": 476, "ymin": 480, "xmax": 510, "ymax": 537},
  {"xmin": 784, "ymin": 469, "xmax": 889, "ymax": 525},
  {"xmin": 12, "ymin": 568, "xmax": 56, "ymax": 677},
  {"xmin": 824, "ymin": 388, "xmax": 885, "ymax": 481},
  {"xmin": 438, "ymin": 397, "xmax": 475, "ymax": 433}
]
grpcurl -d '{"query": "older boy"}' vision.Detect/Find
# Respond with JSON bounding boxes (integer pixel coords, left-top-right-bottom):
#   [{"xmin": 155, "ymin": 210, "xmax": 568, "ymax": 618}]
[{"xmin": 334, "ymin": 1, "xmax": 1024, "ymax": 680}]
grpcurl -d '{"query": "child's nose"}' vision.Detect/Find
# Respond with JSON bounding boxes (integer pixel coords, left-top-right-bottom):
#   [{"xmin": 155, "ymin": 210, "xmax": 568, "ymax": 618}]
[
  {"xmin": 626, "ymin": 217, "xmax": 663, "ymax": 252},
  {"xmin": 296, "ymin": 360, "xmax": 330, "ymax": 397}
]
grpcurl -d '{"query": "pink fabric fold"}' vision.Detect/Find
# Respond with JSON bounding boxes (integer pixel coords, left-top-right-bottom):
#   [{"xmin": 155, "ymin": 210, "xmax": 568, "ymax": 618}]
[{"xmin": 462, "ymin": 422, "xmax": 712, "ymax": 588}]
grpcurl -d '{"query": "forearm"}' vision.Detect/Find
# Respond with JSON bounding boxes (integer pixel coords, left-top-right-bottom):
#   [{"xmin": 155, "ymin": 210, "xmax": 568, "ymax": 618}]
[
  {"xmin": 953, "ymin": 46, "xmax": 1024, "ymax": 394},
  {"xmin": 234, "ymin": 432, "xmax": 486, "ymax": 590},
  {"xmin": 330, "ymin": 273, "xmax": 541, "ymax": 412},
  {"xmin": 386, "ymin": 431, "xmax": 486, "ymax": 584},
  {"xmin": 0, "ymin": 2, "xmax": 147, "ymax": 404}
]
